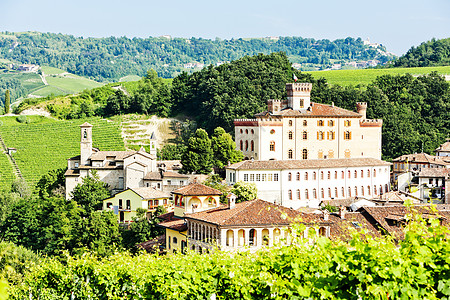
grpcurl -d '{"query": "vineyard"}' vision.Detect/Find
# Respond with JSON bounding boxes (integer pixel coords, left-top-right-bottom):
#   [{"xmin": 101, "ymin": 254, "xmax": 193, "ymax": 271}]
[
  {"xmin": 0, "ymin": 116, "xmax": 124, "ymax": 187},
  {"xmin": 0, "ymin": 152, "xmax": 14, "ymax": 188}
]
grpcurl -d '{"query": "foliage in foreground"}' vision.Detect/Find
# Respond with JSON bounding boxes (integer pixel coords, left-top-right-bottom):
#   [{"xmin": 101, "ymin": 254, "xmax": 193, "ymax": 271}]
[{"xmin": 8, "ymin": 211, "xmax": 450, "ymax": 300}]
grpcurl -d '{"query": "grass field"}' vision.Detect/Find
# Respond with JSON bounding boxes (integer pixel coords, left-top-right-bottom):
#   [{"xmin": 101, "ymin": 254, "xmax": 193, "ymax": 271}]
[
  {"xmin": 0, "ymin": 116, "xmax": 124, "ymax": 187},
  {"xmin": 305, "ymin": 66, "xmax": 450, "ymax": 86}
]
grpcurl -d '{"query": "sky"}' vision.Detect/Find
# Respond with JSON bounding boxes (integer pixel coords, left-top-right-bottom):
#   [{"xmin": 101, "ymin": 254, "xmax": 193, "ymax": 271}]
[{"xmin": 1, "ymin": 0, "xmax": 449, "ymax": 56}]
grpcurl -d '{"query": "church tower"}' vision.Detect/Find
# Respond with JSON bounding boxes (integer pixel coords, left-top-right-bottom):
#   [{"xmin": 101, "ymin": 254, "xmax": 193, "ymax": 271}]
[
  {"xmin": 149, "ymin": 131, "xmax": 157, "ymax": 156},
  {"xmin": 286, "ymin": 82, "xmax": 312, "ymax": 112},
  {"xmin": 80, "ymin": 122, "xmax": 93, "ymax": 166}
]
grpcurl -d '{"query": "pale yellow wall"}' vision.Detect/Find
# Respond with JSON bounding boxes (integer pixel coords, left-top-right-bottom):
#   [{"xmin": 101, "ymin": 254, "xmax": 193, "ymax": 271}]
[
  {"xmin": 103, "ymin": 189, "xmax": 143, "ymax": 222},
  {"xmin": 166, "ymin": 228, "xmax": 187, "ymax": 254},
  {"xmin": 174, "ymin": 194, "xmax": 220, "ymax": 217}
]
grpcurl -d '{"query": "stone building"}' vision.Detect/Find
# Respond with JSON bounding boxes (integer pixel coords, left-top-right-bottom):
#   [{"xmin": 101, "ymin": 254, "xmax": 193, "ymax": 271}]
[{"xmin": 234, "ymin": 83, "xmax": 382, "ymax": 161}]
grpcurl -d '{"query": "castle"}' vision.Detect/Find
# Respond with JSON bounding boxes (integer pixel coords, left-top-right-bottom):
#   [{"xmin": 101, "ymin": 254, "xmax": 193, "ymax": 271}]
[{"xmin": 234, "ymin": 83, "xmax": 382, "ymax": 161}]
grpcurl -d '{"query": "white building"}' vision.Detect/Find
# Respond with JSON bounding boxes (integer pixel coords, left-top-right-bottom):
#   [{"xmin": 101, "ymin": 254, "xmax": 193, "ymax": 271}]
[
  {"xmin": 226, "ymin": 158, "xmax": 391, "ymax": 209},
  {"xmin": 234, "ymin": 83, "xmax": 382, "ymax": 161},
  {"xmin": 435, "ymin": 139, "xmax": 450, "ymax": 158}
]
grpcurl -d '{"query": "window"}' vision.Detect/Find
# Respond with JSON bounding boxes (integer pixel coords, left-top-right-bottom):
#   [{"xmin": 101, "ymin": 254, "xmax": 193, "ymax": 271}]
[
  {"xmin": 148, "ymin": 200, "xmax": 153, "ymax": 207},
  {"xmin": 245, "ymin": 140, "xmax": 248, "ymax": 151},
  {"xmin": 297, "ymin": 189, "xmax": 301, "ymax": 200},
  {"xmin": 296, "ymin": 172, "xmax": 300, "ymax": 181},
  {"xmin": 344, "ymin": 131, "xmax": 352, "ymax": 140},
  {"xmin": 251, "ymin": 140, "xmax": 254, "ymax": 151},
  {"xmin": 303, "ymin": 120, "xmax": 307, "ymax": 126},
  {"xmin": 328, "ymin": 120, "xmax": 334, "ymax": 126},
  {"xmin": 288, "ymin": 172, "xmax": 292, "ymax": 181},
  {"xmin": 126, "ymin": 199, "xmax": 131, "ymax": 210},
  {"xmin": 355, "ymin": 187, "xmax": 358, "ymax": 196},
  {"xmin": 240, "ymin": 140, "xmax": 243, "ymax": 151},
  {"xmin": 256, "ymin": 174, "xmax": 261, "ymax": 181},
  {"xmin": 327, "ymin": 131, "xmax": 335, "ymax": 140},
  {"xmin": 251, "ymin": 129, "xmax": 254, "ymax": 134},
  {"xmin": 288, "ymin": 131, "xmax": 293, "ymax": 140},
  {"xmin": 317, "ymin": 131, "xmax": 324, "ymax": 140},
  {"xmin": 344, "ymin": 120, "xmax": 351, "ymax": 127},
  {"xmin": 305, "ymin": 172, "xmax": 309, "ymax": 180},
  {"xmin": 154, "ymin": 199, "xmax": 159, "ymax": 206},
  {"xmin": 302, "ymin": 149, "xmax": 308, "ymax": 159},
  {"xmin": 368, "ymin": 186, "xmax": 371, "ymax": 195},
  {"xmin": 321, "ymin": 188, "xmax": 324, "ymax": 198},
  {"xmin": 302, "ymin": 131, "xmax": 308, "ymax": 140},
  {"xmin": 244, "ymin": 174, "xmax": 248, "ymax": 181},
  {"xmin": 318, "ymin": 120, "xmax": 324, "ymax": 126},
  {"xmin": 274, "ymin": 174, "xmax": 279, "ymax": 181},
  {"xmin": 348, "ymin": 171, "xmax": 351, "ymax": 179},
  {"xmin": 328, "ymin": 171, "xmax": 331, "ymax": 179},
  {"xmin": 328, "ymin": 188, "xmax": 332, "ymax": 198},
  {"xmin": 320, "ymin": 171, "xmax": 324, "ymax": 180},
  {"xmin": 313, "ymin": 172, "xmax": 317, "ymax": 180},
  {"xmin": 313, "ymin": 189, "xmax": 317, "ymax": 199},
  {"xmin": 361, "ymin": 170, "xmax": 364, "ymax": 178},
  {"xmin": 288, "ymin": 120, "xmax": 293, "ymax": 126},
  {"xmin": 270, "ymin": 129, "xmax": 275, "ymax": 134},
  {"xmin": 345, "ymin": 149, "xmax": 351, "ymax": 158},
  {"xmin": 305, "ymin": 189, "xmax": 309, "ymax": 199},
  {"xmin": 268, "ymin": 174, "xmax": 273, "ymax": 181},
  {"xmin": 334, "ymin": 171, "xmax": 338, "ymax": 179},
  {"xmin": 361, "ymin": 186, "xmax": 364, "ymax": 196},
  {"xmin": 288, "ymin": 190, "xmax": 292, "ymax": 200},
  {"xmin": 75, "ymin": 162, "xmax": 79, "ymax": 168},
  {"xmin": 288, "ymin": 149, "xmax": 293, "ymax": 159},
  {"xmin": 335, "ymin": 187, "xmax": 338, "ymax": 198},
  {"xmin": 348, "ymin": 187, "xmax": 352, "ymax": 197},
  {"xmin": 262, "ymin": 174, "xmax": 266, "ymax": 181},
  {"xmin": 341, "ymin": 171, "xmax": 345, "ymax": 179},
  {"xmin": 250, "ymin": 174, "xmax": 255, "ymax": 181},
  {"xmin": 342, "ymin": 187, "xmax": 345, "ymax": 197},
  {"xmin": 318, "ymin": 150, "xmax": 324, "ymax": 159},
  {"xmin": 373, "ymin": 169, "xmax": 377, "ymax": 177},
  {"xmin": 270, "ymin": 141, "xmax": 275, "ymax": 151},
  {"xmin": 240, "ymin": 129, "xmax": 243, "ymax": 134},
  {"xmin": 328, "ymin": 150, "xmax": 334, "ymax": 158},
  {"xmin": 245, "ymin": 129, "xmax": 248, "ymax": 134},
  {"xmin": 354, "ymin": 170, "xmax": 358, "ymax": 178},
  {"xmin": 173, "ymin": 237, "xmax": 178, "ymax": 244}
]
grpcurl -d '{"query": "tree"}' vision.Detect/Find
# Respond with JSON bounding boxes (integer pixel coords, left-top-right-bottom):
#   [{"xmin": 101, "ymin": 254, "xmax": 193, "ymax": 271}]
[
  {"xmin": 211, "ymin": 127, "xmax": 243, "ymax": 168},
  {"xmin": 230, "ymin": 181, "xmax": 257, "ymax": 203},
  {"xmin": 35, "ymin": 168, "xmax": 66, "ymax": 198},
  {"xmin": 4, "ymin": 90, "xmax": 9, "ymax": 114},
  {"xmin": 181, "ymin": 129, "xmax": 213, "ymax": 174},
  {"xmin": 203, "ymin": 174, "xmax": 230, "ymax": 203},
  {"xmin": 71, "ymin": 173, "xmax": 110, "ymax": 215},
  {"xmin": 158, "ymin": 144, "xmax": 186, "ymax": 160}
]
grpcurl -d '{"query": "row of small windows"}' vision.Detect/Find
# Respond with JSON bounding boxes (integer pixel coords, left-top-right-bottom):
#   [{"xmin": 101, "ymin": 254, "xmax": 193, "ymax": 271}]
[
  {"xmin": 240, "ymin": 140, "xmax": 254, "ymax": 151},
  {"xmin": 287, "ymin": 184, "xmax": 389, "ymax": 200},
  {"xmin": 287, "ymin": 131, "xmax": 336, "ymax": 141},
  {"xmin": 287, "ymin": 169, "xmax": 379, "ymax": 181},
  {"xmin": 240, "ymin": 129, "xmax": 255, "ymax": 134},
  {"xmin": 243, "ymin": 173, "xmax": 279, "ymax": 182},
  {"xmin": 286, "ymin": 119, "xmax": 351, "ymax": 127}
]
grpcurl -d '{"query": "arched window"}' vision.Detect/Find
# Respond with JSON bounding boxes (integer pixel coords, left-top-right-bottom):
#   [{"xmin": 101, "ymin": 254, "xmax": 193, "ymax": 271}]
[
  {"xmin": 374, "ymin": 185, "xmax": 377, "ymax": 195},
  {"xmin": 302, "ymin": 149, "xmax": 308, "ymax": 159},
  {"xmin": 317, "ymin": 131, "xmax": 324, "ymax": 140},
  {"xmin": 249, "ymin": 229, "xmax": 256, "ymax": 246},
  {"xmin": 240, "ymin": 129, "xmax": 243, "ymax": 134},
  {"xmin": 328, "ymin": 120, "xmax": 334, "ymax": 126},
  {"xmin": 313, "ymin": 172, "xmax": 317, "ymax": 180},
  {"xmin": 328, "ymin": 188, "xmax": 331, "ymax": 198},
  {"xmin": 320, "ymin": 171, "xmax": 324, "ymax": 180},
  {"xmin": 270, "ymin": 141, "xmax": 275, "ymax": 151},
  {"xmin": 335, "ymin": 187, "xmax": 338, "ymax": 198},
  {"xmin": 368, "ymin": 185, "xmax": 371, "ymax": 195},
  {"xmin": 342, "ymin": 187, "xmax": 345, "ymax": 197},
  {"xmin": 334, "ymin": 171, "xmax": 338, "ymax": 179},
  {"xmin": 297, "ymin": 189, "xmax": 301, "ymax": 200},
  {"xmin": 355, "ymin": 186, "xmax": 358, "ymax": 196},
  {"xmin": 288, "ymin": 149, "xmax": 293, "ymax": 159},
  {"xmin": 245, "ymin": 129, "xmax": 248, "ymax": 134},
  {"xmin": 288, "ymin": 131, "xmax": 293, "ymax": 140},
  {"xmin": 305, "ymin": 172, "xmax": 309, "ymax": 180},
  {"xmin": 296, "ymin": 172, "xmax": 300, "ymax": 181},
  {"xmin": 344, "ymin": 120, "xmax": 351, "ymax": 127},
  {"xmin": 305, "ymin": 189, "xmax": 309, "ymax": 199},
  {"xmin": 288, "ymin": 120, "xmax": 293, "ymax": 126},
  {"xmin": 328, "ymin": 131, "xmax": 335, "ymax": 140},
  {"xmin": 318, "ymin": 120, "xmax": 324, "ymax": 126},
  {"xmin": 367, "ymin": 170, "xmax": 371, "ymax": 177},
  {"xmin": 251, "ymin": 129, "xmax": 254, "ymax": 134},
  {"xmin": 328, "ymin": 171, "xmax": 331, "ymax": 180},
  {"xmin": 344, "ymin": 131, "xmax": 352, "ymax": 140},
  {"xmin": 288, "ymin": 172, "xmax": 292, "ymax": 181},
  {"xmin": 321, "ymin": 188, "xmax": 324, "ymax": 198},
  {"xmin": 302, "ymin": 131, "xmax": 308, "ymax": 140},
  {"xmin": 245, "ymin": 140, "xmax": 248, "ymax": 151},
  {"xmin": 348, "ymin": 187, "xmax": 352, "ymax": 197},
  {"xmin": 173, "ymin": 237, "xmax": 178, "ymax": 244},
  {"xmin": 303, "ymin": 120, "xmax": 307, "ymax": 126},
  {"xmin": 251, "ymin": 140, "xmax": 254, "ymax": 151},
  {"xmin": 240, "ymin": 140, "xmax": 243, "ymax": 151},
  {"xmin": 385, "ymin": 184, "xmax": 389, "ymax": 193},
  {"xmin": 341, "ymin": 171, "xmax": 345, "ymax": 179},
  {"xmin": 348, "ymin": 170, "xmax": 351, "ymax": 179},
  {"xmin": 288, "ymin": 190, "xmax": 292, "ymax": 200},
  {"xmin": 361, "ymin": 170, "xmax": 364, "ymax": 178},
  {"xmin": 373, "ymin": 169, "xmax": 377, "ymax": 177},
  {"xmin": 354, "ymin": 170, "xmax": 358, "ymax": 178},
  {"xmin": 361, "ymin": 186, "xmax": 364, "ymax": 196},
  {"xmin": 313, "ymin": 189, "xmax": 317, "ymax": 199}
]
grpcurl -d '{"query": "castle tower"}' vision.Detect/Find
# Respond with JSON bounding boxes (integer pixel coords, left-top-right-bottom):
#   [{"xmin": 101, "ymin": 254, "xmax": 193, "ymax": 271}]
[
  {"xmin": 356, "ymin": 102, "xmax": 367, "ymax": 119},
  {"xmin": 80, "ymin": 122, "xmax": 93, "ymax": 166},
  {"xmin": 286, "ymin": 82, "xmax": 312, "ymax": 112},
  {"xmin": 149, "ymin": 131, "xmax": 157, "ymax": 156}
]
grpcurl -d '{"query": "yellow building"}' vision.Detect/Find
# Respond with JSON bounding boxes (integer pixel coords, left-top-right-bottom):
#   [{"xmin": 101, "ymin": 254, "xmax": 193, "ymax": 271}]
[
  {"xmin": 103, "ymin": 187, "xmax": 170, "ymax": 224},
  {"xmin": 158, "ymin": 183, "xmax": 222, "ymax": 254}
]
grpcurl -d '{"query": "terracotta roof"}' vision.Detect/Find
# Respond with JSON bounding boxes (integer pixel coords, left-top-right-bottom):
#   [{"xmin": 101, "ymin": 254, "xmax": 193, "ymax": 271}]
[
  {"xmin": 163, "ymin": 171, "xmax": 189, "ymax": 178},
  {"xmin": 392, "ymin": 153, "xmax": 450, "ymax": 166},
  {"xmin": 172, "ymin": 183, "xmax": 223, "ymax": 196},
  {"xmin": 68, "ymin": 155, "xmax": 81, "ymax": 161},
  {"xmin": 227, "ymin": 158, "xmax": 391, "ymax": 170},
  {"xmin": 80, "ymin": 122, "xmax": 93, "ymax": 127},
  {"xmin": 328, "ymin": 212, "xmax": 381, "ymax": 240},
  {"xmin": 130, "ymin": 187, "xmax": 170, "ymax": 199},
  {"xmin": 123, "ymin": 149, "xmax": 156, "ymax": 160},
  {"xmin": 157, "ymin": 211, "xmax": 176, "ymax": 222},
  {"xmin": 64, "ymin": 169, "xmax": 80, "ymax": 176},
  {"xmin": 89, "ymin": 151, "xmax": 135, "ymax": 161},
  {"xmin": 158, "ymin": 218, "xmax": 188, "ymax": 232},
  {"xmin": 417, "ymin": 168, "xmax": 450, "ymax": 178},
  {"xmin": 158, "ymin": 160, "xmax": 183, "ymax": 170},
  {"xmin": 321, "ymin": 198, "xmax": 360, "ymax": 208},
  {"xmin": 255, "ymin": 102, "xmax": 362, "ymax": 118},
  {"xmin": 185, "ymin": 199, "xmax": 313, "ymax": 226},
  {"xmin": 144, "ymin": 171, "xmax": 163, "ymax": 180},
  {"xmin": 436, "ymin": 140, "xmax": 450, "ymax": 152}
]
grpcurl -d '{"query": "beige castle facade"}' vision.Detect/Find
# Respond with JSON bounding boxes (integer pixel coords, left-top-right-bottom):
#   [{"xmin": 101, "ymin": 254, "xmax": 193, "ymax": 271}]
[{"xmin": 234, "ymin": 83, "xmax": 382, "ymax": 161}]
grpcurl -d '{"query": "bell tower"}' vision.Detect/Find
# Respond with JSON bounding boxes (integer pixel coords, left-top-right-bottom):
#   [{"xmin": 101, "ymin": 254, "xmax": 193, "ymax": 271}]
[
  {"xmin": 80, "ymin": 122, "xmax": 93, "ymax": 166},
  {"xmin": 149, "ymin": 131, "xmax": 157, "ymax": 156},
  {"xmin": 286, "ymin": 82, "xmax": 312, "ymax": 112}
]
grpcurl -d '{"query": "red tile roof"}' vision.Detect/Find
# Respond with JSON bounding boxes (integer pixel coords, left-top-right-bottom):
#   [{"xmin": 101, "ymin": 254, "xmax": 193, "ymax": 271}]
[
  {"xmin": 392, "ymin": 152, "xmax": 450, "ymax": 166},
  {"xmin": 130, "ymin": 187, "xmax": 170, "ymax": 199},
  {"xmin": 158, "ymin": 219, "xmax": 188, "ymax": 232},
  {"xmin": 172, "ymin": 183, "xmax": 223, "ymax": 196},
  {"xmin": 255, "ymin": 102, "xmax": 362, "ymax": 118}
]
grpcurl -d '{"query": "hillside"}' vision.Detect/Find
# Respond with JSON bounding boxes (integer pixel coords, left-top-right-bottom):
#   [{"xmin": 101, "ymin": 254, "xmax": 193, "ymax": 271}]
[
  {"xmin": 394, "ymin": 37, "xmax": 450, "ymax": 68},
  {"xmin": 0, "ymin": 32, "xmax": 395, "ymax": 82}
]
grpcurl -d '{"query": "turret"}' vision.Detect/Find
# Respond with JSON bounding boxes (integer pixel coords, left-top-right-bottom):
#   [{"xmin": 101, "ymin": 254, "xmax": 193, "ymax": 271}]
[
  {"xmin": 286, "ymin": 83, "xmax": 312, "ymax": 112},
  {"xmin": 356, "ymin": 102, "xmax": 367, "ymax": 119}
]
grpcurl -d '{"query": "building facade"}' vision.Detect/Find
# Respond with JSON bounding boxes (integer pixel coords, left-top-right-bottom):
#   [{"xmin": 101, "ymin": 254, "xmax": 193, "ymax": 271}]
[
  {"xmin": 234, "ymin": 83, "xmax": 382, "ymax": 161},
  {"xmin": 226, "ymin": 158, "xmax": 391, "ymax": 209}
]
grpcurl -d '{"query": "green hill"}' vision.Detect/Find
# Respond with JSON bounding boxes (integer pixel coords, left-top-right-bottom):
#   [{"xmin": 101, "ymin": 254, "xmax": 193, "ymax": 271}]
[
  {"xmin": 394, "ymin": 37, "xmax": 450, "ymax": 67},
  {"xmin": 305, "ymin": 65, "xmax": 450, "ymax": 86},
  {"xmin": 0, "ymin": 116, "xmax": 124, "ymax": 187}
]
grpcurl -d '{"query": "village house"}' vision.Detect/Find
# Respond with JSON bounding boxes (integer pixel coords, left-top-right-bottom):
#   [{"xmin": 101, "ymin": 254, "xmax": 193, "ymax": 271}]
[
  {"xmin": 435, "ymin": 138, "xmax": 450, "ymax": 158},
  {"xmin": 392, "ymin": 152, "xmax": 450, "ymax": 183},
  {"xmin": 226, "ymin": 158, "xmax": 391, "ymax": 209},
  {"xmin": 234, "ymin": 83, "xmax": 382, "ymax": 161}
]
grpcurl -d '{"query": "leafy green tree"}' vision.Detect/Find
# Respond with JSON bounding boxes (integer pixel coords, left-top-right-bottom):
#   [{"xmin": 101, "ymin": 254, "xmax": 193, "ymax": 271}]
[
  {"xmin": 71, "ymin": 174, "xmax": 110, "ymax": 215},
  {"xmin": 230, "ymin": 181, "xmax": 257, "ymax": 203},
  {"xmin": 181, "ymin": 128, "xmax": 213, "ymax": 174},
  {"xmin": 104, "ymin": 89, "xmax": 130, "ymax": 116},
  {"xmin": 158, "ymin": 144, "xmax": 186, "ymax": 160},
  {"xmin": 211, "ymin": 127, "xmax": 243, "ymax": 168},
  {"xmin": 0, "ymin": 191, "xmax": 19, "ymax": 226},
  {"xmin": 203, "ymin": 174, "xmax": 230, "ymax": 203},
  {"xmin": 35, "ymin": 168, "xmax": 66, "ymax": 198},
  {"xmin": 4, "ymin": 90, "xmax": 9, "ymax": 114},
  {"xmin": 11, "ymin": 179, "xmax": 30, "ymax": 199}
]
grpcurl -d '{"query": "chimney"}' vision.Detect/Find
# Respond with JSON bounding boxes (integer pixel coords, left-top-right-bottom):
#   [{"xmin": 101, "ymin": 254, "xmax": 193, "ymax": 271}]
[
  {"xmin": 323, "ymin": 210, "xmax": 329, "ymax": 221},
  {"xmin": 339, "ymin": 206, "xmax": 346, "ymax": 219},
  {"xmin": 227, "ymin": 193, "xmax": 237, "ymax": 209}
]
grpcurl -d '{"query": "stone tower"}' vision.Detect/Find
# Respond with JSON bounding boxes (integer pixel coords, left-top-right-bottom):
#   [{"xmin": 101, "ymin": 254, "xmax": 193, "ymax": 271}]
[
  {"xmin": 80, "ymin": 122, "xmax": 93, "ymax": 166},
  {"xmin": 286, "ymin": 82, "xmax": 312, "ymax": 112},
  {"xmin": 356, "ymin": 102, "xmax": 367, "ymax": 119}
]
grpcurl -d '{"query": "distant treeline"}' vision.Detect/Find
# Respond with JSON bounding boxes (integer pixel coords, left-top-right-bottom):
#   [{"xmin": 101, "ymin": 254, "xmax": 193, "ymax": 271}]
[
  {"xmin": 394, "ymin": 38, "xmax": 450, "ymax": 68},
  {"xmin": 16, "ymin": 52, "xmax": 450, "ymax": 161},
  {"xmin": 0, "ymin": 32, "xmax": 393, "ymax": 81}
]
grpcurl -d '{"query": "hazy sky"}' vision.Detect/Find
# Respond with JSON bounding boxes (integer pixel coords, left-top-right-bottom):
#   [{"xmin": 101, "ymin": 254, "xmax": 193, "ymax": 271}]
[{"xmin": 1, "ymin": 0, "xmax": 449, "ymax": 55}]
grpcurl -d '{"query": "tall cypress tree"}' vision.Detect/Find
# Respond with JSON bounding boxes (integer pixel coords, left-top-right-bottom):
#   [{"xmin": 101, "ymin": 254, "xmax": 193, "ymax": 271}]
[{"xmin": 4, "ymin": 89, "xmax": 10, "ymax": 114}]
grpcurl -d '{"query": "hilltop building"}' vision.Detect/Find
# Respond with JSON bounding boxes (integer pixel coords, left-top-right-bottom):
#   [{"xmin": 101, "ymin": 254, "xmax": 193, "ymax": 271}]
[{"xmin": 234, "ymin": 83, "xmax": 382, "ymax": 161}]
